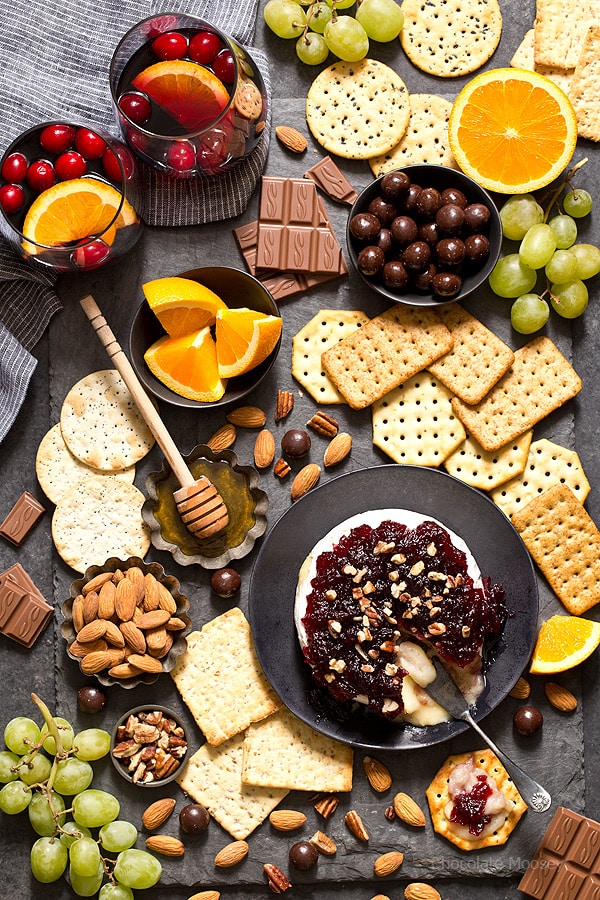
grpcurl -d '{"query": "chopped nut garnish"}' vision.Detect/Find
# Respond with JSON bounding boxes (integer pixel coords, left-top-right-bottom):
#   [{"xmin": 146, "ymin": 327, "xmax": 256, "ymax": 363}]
[
  {"xmin": 410, "ymin": 560, "xmax": 425, "ymax": 576},
  {"xmin": 429, "ymin": 606, "xmax": 441, "ymax": 618},
  {"xmin": 353, "ymin": 567, "xmax": 368, "ymax": 584},
  {"xmin": 328, "ymin": 620, "xmax": 342, "ymax": 636},
  {"xmin": 426, "ymin": 542, "xmax": 437, "ymax": 556},
  {"xmin": 357, "ymin": 628, "xmax": 372, "ymax": 643},
  {"xmin": 391, "ymin": 553, "xmax": 406, "ymax": 564},
  {"xmin": 390, "ymin": 582, "xmax": 401, "ymax": 599},
  {"xmin": 324, "ymin": 589, "xmax": 337, "ymax": 601},
  {"xmin": 324, "ymin": 673, "xmax": 335, "ymax": 683},
  {"xmin": 329, "ymin": 658, "xmax": 346, "ymax": 673},
  {"xmin": 385, "ymin": 663, "xmax": 398, "ymax": 676},
  {"xmin": 355, "ymin": 642, "xmax": 368, "ymax": 660},
  {"xmin": 462, "ymin": 625, "xmax": 471, "ymax": 638},
  {"xmin": 363, "ymin": 581, "xmax": 376, "ymax": 594},
  {"xmin": 428, "ymin": 571, "xmax": 447, "ymax": 582},
  {"xmin": 368, "ymin": 649, "xmax": 380, "ymax": 659},
  {"xmin": 379, "ymin": 640, "xmax": 395, "ymax": 653},
  {"xmin": 343, "ymin": 563, "xmax": 357, "ymax": 576},
  {"xmin": 361, "ymin": 664, "xmax": 375, "ymax": 673},
  {"xmin": 382, "ymin": 698, "xmax": 399, "ymax": 714},
  {"xmin": 374, "ymin": 540, "xmax": 395, "ymax": 555},
  {"xmin": 428, "ymin": 622, "xmax": 447, "ymax": 635},
  {"xmin": 353, "ymin": 587, "xmax": 364, "ymax": 600},
  {"xmin": 388, "ymin": 570, "xmax": 400, "ymax": 582}
]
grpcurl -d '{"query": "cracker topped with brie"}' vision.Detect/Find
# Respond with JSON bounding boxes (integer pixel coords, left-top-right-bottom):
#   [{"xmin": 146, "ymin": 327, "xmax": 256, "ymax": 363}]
[{"xmin": 295, "ymin": 509, "xmax": 506, "ymax": 725}]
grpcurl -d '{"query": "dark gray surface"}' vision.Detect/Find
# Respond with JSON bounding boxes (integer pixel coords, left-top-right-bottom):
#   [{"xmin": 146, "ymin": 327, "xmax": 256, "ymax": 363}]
[{"xmin": 1, "ymin": 1, "xmax": 599, "ymax": 897}]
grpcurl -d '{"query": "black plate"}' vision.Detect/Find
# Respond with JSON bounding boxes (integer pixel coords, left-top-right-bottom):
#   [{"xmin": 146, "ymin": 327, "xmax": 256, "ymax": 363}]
[{"xmin": 248, "ymin": 465, "xmax": 538, "ymax": 750}]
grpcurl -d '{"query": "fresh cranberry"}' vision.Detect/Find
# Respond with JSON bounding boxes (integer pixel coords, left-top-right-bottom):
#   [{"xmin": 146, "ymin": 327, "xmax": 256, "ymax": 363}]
[
  {"xmin": 102, "ymin": 145, "xmax": 135, "ymax": 183},
  {"xmin": 212, "ymin": 49, "xmax": 235, "ymax": 84},
  {"xmin": 118, "ymin": 92, "xmax": 151, "ymax": 126},
  {"xmin": 167, "ymin": 140, "xmax": 196, "ymax": 173},
  {"xmin": 197, "ymin": 127, "xmax": 231, "ymax": 173},
  {"xmin": 189, "ymin": 31, "xmax": 222, "ymax": 64},
  {"xmin": 39, "ymin": 124, "xmax": 75, "ymax": 154},
  {"xmin": 74, "ymin": 128, "xmax": 106, "ymax": 160},
  {"xmin": 0, "ymin": 183, "xmax": 25, "ymax": 215},
  {"xmin": 72, "ymin": 238, "xmax": 111, "ymax": 269},
  {"xmin": 151, "ymin": 31, "xmax": 188, "ymax": 60},
  {"xmin": 126, "ymin": 129, "xmax": 148, "ymax": 157},
  {"xmin": 54, "ymin": 150, "xmax": 87, "ymax": 181},
  {"xmin": 26, "ymin": 160, "xmax": 55, "ymax": 192},
  {"xmin": 1, "ymin": 152, "xmax": 28, "ymax": 183}
]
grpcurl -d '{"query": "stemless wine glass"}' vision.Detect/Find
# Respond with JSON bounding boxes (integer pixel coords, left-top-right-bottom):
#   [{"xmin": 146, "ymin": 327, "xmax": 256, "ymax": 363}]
[
  {"xmin": 0, "ymin": 122, "xmax": 143, "ymax": 273},
  {"xmin": 109, "ymin": 13, "xmax": 268, "ymax": 178}
]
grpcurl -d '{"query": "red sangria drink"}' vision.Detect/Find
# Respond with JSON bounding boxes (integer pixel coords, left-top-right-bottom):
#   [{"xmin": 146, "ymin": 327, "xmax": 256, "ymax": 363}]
[
  {"xmin": 0, "ymin": 123, "xmax": 143, "ymax": 273},
  {"xmin": 109, "ymin": 14, "xmax": 267, "ymax": 178}
]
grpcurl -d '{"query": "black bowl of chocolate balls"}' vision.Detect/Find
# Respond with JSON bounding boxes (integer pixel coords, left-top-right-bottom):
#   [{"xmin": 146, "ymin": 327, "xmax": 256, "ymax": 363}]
[{"xmin": 346, "ymin": 164, "xmax": 502, "ymax": 307}]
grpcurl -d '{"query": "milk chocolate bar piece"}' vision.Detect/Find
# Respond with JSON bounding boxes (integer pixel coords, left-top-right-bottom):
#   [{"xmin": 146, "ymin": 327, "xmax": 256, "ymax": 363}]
[
  {"xmin": 304, "ymin": 155, "xmax": 359, "ymax": 205},
  {"xmin": 0, "ymin": 563, "xmax": 52, "ymax": 647},
  {"xmin": 0, "ymin": 491, "xmax": 45, "ymax": 545},
  {"xmin": 518, "ymin": 806, "xmax": 600, "ymax": 899}
]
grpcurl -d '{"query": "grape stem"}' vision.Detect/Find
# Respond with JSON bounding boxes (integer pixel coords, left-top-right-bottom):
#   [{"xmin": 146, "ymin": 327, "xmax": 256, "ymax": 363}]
[
  {"xmin": 301, "ymin": 1, "xmax": 319, "ymax": 42},
  {"xmin": 542, "ymin": 157, "xmax": 589, "ymax": 222}
]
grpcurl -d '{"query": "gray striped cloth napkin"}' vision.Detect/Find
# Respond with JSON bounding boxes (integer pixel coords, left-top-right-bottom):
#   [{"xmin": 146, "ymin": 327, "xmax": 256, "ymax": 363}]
[{"xmin": 0, "ymin": 0, "xmax": 270, "ymax": 442}]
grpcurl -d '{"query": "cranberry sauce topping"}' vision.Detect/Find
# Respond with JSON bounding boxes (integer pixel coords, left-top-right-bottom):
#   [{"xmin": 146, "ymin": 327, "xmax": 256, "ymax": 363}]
[
  {"xmin": 449, "ymin": 773, "xmax": 493, "ymax": 835},
  {"xmin": 302, "ymin": 519, "xmax": 506, "ymax": 720}
]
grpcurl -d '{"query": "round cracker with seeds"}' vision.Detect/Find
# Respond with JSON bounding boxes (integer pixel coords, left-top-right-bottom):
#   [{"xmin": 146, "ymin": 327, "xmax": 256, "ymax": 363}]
[
  {"xmin": 52, "ymin": 476, "xmax": 150, "ymax": 573},
  {"xmin": 400, "ymin": 0, "xmax": 502, "ymax": 78},
  {"xmin": 36, "ymin": 422, "xmax": 136, "ymax": 505},
  {"xmin": 426, "ymin": 749, "xmax": 527, "ymax": 851},
  {"xmin": 60, "ymin": 369, "xmax": 155, "ymax": 471},
  {"xmin": 369, "ymin": 94, "xmax": 458, "ymax": 176},
  {"xmin": 306, "ymin": 59, "xmax": 410, "ymax": 160}
]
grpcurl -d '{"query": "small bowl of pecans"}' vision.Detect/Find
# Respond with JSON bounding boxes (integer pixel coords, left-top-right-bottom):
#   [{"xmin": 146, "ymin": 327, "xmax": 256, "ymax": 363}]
[{"xmin": 110, "ymin": 704, "xmax": 188, "ymax": 787}]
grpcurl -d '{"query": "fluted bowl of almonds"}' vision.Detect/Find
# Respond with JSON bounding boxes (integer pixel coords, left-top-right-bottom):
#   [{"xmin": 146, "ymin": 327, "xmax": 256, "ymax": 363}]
[{"xmin": 61, "ymin": 556, "xmax": 192, "ymax": 688}]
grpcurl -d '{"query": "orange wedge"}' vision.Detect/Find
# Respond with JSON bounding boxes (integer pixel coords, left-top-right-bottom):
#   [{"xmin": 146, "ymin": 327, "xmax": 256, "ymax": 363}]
[
  {"xmin": 215, "ymin": 307, "xmax": 282, "ymax": 378},
  {"xmin": 448, "ymin": 68, "xmax": 578, "ymax": 194},
  {"xmin": 144, "ymin": 326, "xmax": 227, "ymax": 402},
  {"xmin": 22, "ymin": 178, "xmax": 136, "ymax": 252},
  {"xmin": 142, "ymin": 276, "xmax": 228, "ymax": 338},
  {"xmin": 133, "ymin": 59, "xmax": 230, "ymax": 131},
  {"xmin": 530, "ymin": 614, "xmax": 600, "ymax": 674}
]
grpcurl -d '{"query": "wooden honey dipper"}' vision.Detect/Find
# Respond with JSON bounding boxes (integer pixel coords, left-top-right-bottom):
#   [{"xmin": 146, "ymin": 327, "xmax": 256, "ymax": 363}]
[{"xmin": 80, "ymin": 294, "xmax": 229, "ymax": 540}]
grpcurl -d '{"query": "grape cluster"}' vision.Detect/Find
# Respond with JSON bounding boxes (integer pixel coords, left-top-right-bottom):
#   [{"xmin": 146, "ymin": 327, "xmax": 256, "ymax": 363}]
[
  {"xmin": 263, "ymin": 0, "xmax": 404, "ymax": 65},
  {"xmin": 489, "ymin": 164, "xmax": 600, "ymax": 334},
  {"xmin": 0, "ymin": 694, "xmax": 161, "ymax": 898}
]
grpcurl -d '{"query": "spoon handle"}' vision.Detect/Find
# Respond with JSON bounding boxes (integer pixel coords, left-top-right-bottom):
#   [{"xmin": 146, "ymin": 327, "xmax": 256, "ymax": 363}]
[{"xmin": 463, "ymin": 711, "xmax": 551, "ymax": 812}]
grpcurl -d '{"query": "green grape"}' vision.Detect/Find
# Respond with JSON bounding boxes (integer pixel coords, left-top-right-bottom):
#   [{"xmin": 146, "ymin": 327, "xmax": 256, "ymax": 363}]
[
  {"xmin": 550, "ymin": 279, "xmax": 589, "ymax": 318},
  {"xmin": 489, "ymin": 254, "xmax": 537, "ymax": 298},
  {"xmin": 99, "ymin": 820, "xmax": 138, "ymax": 853},
  {"xmin": 355, "ymin": 0, "xmax": 404, "ymax": 41},
  {"xmin": 4, "ymin": 717, "xmax": 41, "ymax": 755},
  {"xmin": 571, "ymin": 243, "xmax": 600, "ymax": 280},
  {"xmin": 510, "ymin": 294, "xmax": 550, "ymax": 334},
  {"xmin": 73, "ymin": 728, "xmax": 111, "ymax": 762},
  {"xmin": 69, "ymin": 859, "xmax": 104, "ymax": 897},
  {"xmin": 69, "ymin": 835, "xmax": 102, "ymax": 878},
  {"xmin": 306, "ymin": 0, "xmax": 332, "ymax": 32},
  {"xmin": 519, "ymin": 223, "xmax": 557, "ymax": 268},
  {"xmin": 99, "ymin": 884, "xmax": 135, "ymax": 900},
  {"xmin": 325, "ymin": 0, "xmax": 356, "ymax": 7},
  {"xmin": 499, "ymin": 194, "xmax": 544, "ymax": 241},
  {"xmin": 59, "ymin": 820, "xmax": 93, "ymax": 848},
  {"xmin": 30, "ymin": 836, "xmax": 68, "ymax": 883},
  {"xmin": 296, "ymin": 30, "xmax": 329, "ymax": 63},
  {"xmin": 264, "ymin": 0, "xmax": 307, "ymax": 38},
  {"xmin": 28, "ymin": 790, "xmax": 66, "ymax": 836},
  {"xmin": 548, "ymin": 214, "xmax": 577, "ymax": 249},
  {"xmin": 73, "ymin": 789, "xmax": 120, "ymax": 828},
  {"xmin": 0, "ymin": 749, "xmax": 20, "ymax": 782},
  {"xmin": 54, "ymin": 757, "xmax": 94, "ymax": 795},
  {"xmin": 545, "ymin": 249, "xmax": 577, "ymax": 283},
  {"xmin": 41, "ymin": 717, "xmax": 75, "ymax": 755},
  {"xmin": 114, "ymin": 849, "xmax": 162, "ymax": 890},
  {"xmin": 16, "ymin": 751, "xmax": 52, "ymax": 785},
  {"xmin": 563, "ymin": 188, "xmax": 593, "ymax": 218},
  {"xmin": 0, "ymin": 779, "xmax": 32, "ymax": 813},
  {"xmin": 324, "ymin": 16, "xmax": 369, "ymax": 61}
]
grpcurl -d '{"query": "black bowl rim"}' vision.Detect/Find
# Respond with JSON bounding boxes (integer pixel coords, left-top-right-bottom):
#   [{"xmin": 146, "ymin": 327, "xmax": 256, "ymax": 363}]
[{"xmin": 110, "ymin": 703, "xmax": 188, "ymax": 787}]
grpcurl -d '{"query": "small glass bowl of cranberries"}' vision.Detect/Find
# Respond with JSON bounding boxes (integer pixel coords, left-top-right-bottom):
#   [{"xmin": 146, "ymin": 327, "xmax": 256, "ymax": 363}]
[
  {"xmin": 0, "ymin": 122, "xmax": 143, "ymax": 273},
  {"xmin": 346, "ymin": 164, "xmax": 502, "ymax": 307},
  {"xmin": 109, "ymin": 13, "xmax": 268, "ymax": 178}
]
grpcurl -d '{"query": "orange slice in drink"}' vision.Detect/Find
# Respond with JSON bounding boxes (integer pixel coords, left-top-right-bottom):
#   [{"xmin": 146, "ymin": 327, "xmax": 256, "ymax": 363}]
[
  {"xmin": 215, "ymin": 307, "xmax": 282, "ymax": 378},
  {"xmin": 448, "ymin": 68, "xmax": 578, "ymax": 194},
  {"xmin": 142, "ymin": 276, "xmax": 228, "ymax": 338},
  {"xmin": 144, "ymin": 326, "xmax": 227, "ymax": 402},
  {"xmin": 132, "ymin": 59, "xmax": 230, "ymax": 131},
  {"xmin": 530, "ymin": 614, "xmax": 600, "ymax": 674},
  {"xmin": 22, "ymin": 178, "xmax": 136, "ymax": 253}
]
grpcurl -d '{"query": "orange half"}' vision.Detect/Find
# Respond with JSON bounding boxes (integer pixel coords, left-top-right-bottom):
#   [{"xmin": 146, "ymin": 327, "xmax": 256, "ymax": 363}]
[
  {"xmin": 144, "ymin": 326, "xmax": 227, "ymax": 402},
  {"xmin": 133, "ymin": 59, "xmax": 230, "ymax": 131},
  {"xmin": 215, "ymin": 307, "xmax": 282, "ymax": 378}
]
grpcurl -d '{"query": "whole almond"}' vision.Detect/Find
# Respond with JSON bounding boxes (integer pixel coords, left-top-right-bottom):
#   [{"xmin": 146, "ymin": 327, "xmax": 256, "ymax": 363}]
[
  {"xmin": 142, "ymin": 573, "xmax": 160, "ymax": 611},
  {"xmin": 509, "ymin": 676, "xmax": 531, "ymax": 699},
  {"xmin": 226, "ymin": 405, "xmax": 266, "ymax": 428},
  {"xmin": 71, "ymin": 594, "xmax": 85, "ymax": 633},
  {"xmin": 103, "ymin": 620, "xmax": 126, "ymax": 648},
  {"xmin": 120, "ymin": 620, "xmax": 146, "ymax": 654},
  {"xmin": 324, "ymin": 432, "xmax": 352, "ymax": 468},
  {"xmin": 393, "ymin": 792, "xmax": 426, "ymax": 827},
  {"xmin": 345, "ymin": 809, "xmax": 369, "ymax": 842},
  {"xmin": 214, "ymin": 840, "xmax": 249, "ymax": 868},
  {"xmin": 254, "ymin": 428, "xmax": 276, "ymax": 469},
  {"xmin": 142, "ymin": 797, "xmax": 176, "ymax": 831},
  {"xmin": 77, "ymin": 619, "xmax": 107, "ymax": 643},
  {"xmin": 115, "ymin": 579, "xmax": 137, "ymax": 621},
  {"xmin": 404, "ymin": 883, "xmax": 441, "ymax": 900},
  {"xmin": 363, "ymin": 755, "xmax": 392, "ymax": 792},
  {"xmin": 108, "ymin": 661, "xmax": 143, "ymax": 679},
  {"xmin": 166, "ymin": 616, "xmax": 187, "ymax": 631},
  {"xmin": 137, "ymin": 609, "xmax": 171, "ymax": 630},
  {"xmin": 187, "ymin": 893, "xmax": 221, "ymax": 900},
  {"xmin": 146, "ymin": 627, "xmax": 168, "ymax": 657},
  {"xmin": 545, "ymin": 682, "xmax": 577, "ymax": 712},
  {"xmin": 80, "ymin": 650, "xmax": 115, "ymax": 675},
  {"xmin": 207, "ymin": 422, "xmax": 237, "ymax": 452},
  {"xmin": 97, "ymin": 580, "xmax": 116, "ymax": 619},
  {"xmin": 82, "ymin": 571, "xmax": 114, "ymax": 594},
  {"xmin": 156, "ymin": 580, "xmax": 177, "ymax": 614},
  {"xmin": 82, "ymin": 591, "xmax": 99, "ymax": 623},
  {"xmin": 309, "ymin": 830, "xmax": 337, "ymax": 855},
  {"xmin": 127, "ymin": 653, "xmax": 163, "ymax": 674},
  {"xmin": 70, "ymin": 638, "xmax": 108, "ymax": 658},
  {"xmin": 370, "ymin": 895, "xmax": 391, "ymax": 900},
  {"xmin": 374, "ymin": 851, "xmax": 404, "ymax": 877},
  {"xmin": 275, "ymin": 125, "xmax": 308, "ymax": 153},
  {"xmin": 269, "ymin": 809, "xmax": 307, "ymax": 831},
  {"xmin": 291, "ymin": 463, "xmax": 321, "ymax": 501},
  {"xmin": 145, "ymin": 835, "xmax": 185, "ymax": 857}
]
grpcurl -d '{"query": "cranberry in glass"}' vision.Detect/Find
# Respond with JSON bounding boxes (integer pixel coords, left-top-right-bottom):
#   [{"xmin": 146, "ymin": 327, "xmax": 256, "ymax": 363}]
[
  {"xmin": 27, "ymin": 160, "xmax": 55, "ymax": 192},
  {"xmin": 213, "ymin": 49, "xmax": 235, "ymax": 83},
  {"xmin": 0, "ymin": 183, "xmax": 25, "ymax": 215},
  {"xmin": 167, "ymin": 141, "xmax": 196, "ymax": 173},
  {"xmin": 75, "ymin": 128, "xmax": 106, "ymax": 160},
  {"xmin": 179, "ymin": 803, "xmax": 210, "ymax": 834},
  {"xmin": 152, "ymin": 31, "xmax": 188, "ymax": 60},
  {"xmin": 54, "ymin": 150, "xmax": 87, "ymax": 181},
  {"xmin": 197, "ymin": 128, "xmax": 231, "ymax": 173},
  {"xmin": 72, "ymin": 238, "xmax": 111, "ymax": 269},
  {"xmin": 189, "ymin": 31, "xmax": 222, "ymax": 64},
  {"xmin": 1, "ymin": 152, "xmax": 28, "ymax": 183},
  {"xmin": 77, "ymin": 685, "xmax": 107, "ymax": 714},
  {"xmin": 39, "ymin": 123, "xmax": 75, "ymax": 154},
  {"xmin": 118, "ymin": 92, "xmax": 151, "ymax": 126},
  {"xmin": 102, "ymin": 146, "xmax": 132, "ymax": 183}
]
